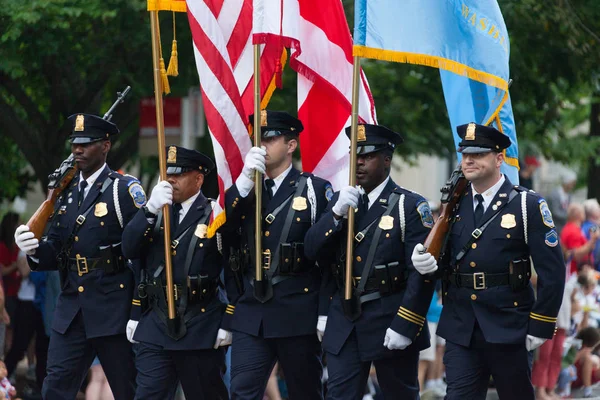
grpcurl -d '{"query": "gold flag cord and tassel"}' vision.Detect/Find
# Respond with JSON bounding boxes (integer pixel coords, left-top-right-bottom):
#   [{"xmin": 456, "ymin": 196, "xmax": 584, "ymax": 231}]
[
  {"xmin": 156, "ymin": 20, "xmax": 171, "ymax": 95},
  {"xmin": 167, "ymin": 12, "xmax": 179, "ymax": 77}
]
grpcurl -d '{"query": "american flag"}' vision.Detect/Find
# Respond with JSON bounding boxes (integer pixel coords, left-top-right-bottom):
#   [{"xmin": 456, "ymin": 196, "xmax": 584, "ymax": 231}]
[
  {"xmin": 253, "ymin": 0, "xmax": 377, "ymax": 190},
  {"xmin": 149, "ymin": 0, "xmax": 283, "ymax": 235}
]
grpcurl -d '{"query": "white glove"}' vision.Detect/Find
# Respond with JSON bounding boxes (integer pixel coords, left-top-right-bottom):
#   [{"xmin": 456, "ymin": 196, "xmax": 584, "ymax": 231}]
[
  {"xmin": 383, "ymin": 328, "xmax": 412, "ymax": 350},
  {"xmin": 236, "ymin": 147, "xmax": 267, "ymax": 197},
  {"xmin": 316, "ymin": 316, "xmax": 327, "ymax": 342},
  {"xmin": 526, "ymin": 334, "xmax": 547, "ymax": 351},
  {"xmin": 411, "ymin": 244, "xmax": 438, "ymax": 275},
  {"xmin": 213, "ymin": 329, "xmax": 232, "ymax": 349},
  {"xmin": 126, "ymin": 320, "xmax": 139, "ymax": 344},
  {"xmin": 331, "ymin": 186, "xmax": 360, "ymax": 218},
  {"xmin": 14, "ymin": 225, "xmax": 39, "ymax": 255},
  {"xmin": 146, "ymin": 181, "xmax": 173, "ymax": 215}
]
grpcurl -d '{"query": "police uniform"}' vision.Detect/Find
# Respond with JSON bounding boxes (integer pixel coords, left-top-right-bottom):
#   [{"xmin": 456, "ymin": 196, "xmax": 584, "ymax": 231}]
[
  {"xmin": 437, "ymin": 123, "xmax": 565, "ymax": 399},
  {"xmin": 28, "ymin": 114, "xmax": 146, "ymax": 400},
  {"xmin": 223, "ymin": 111, "xmax": 332, "ymax": 399},
  {"xmin": 304, "ymin": 124, "xmax": 435, "ymax": 400},
  {"xmin": 121, "ymin": 146, "xmax": 229, "ymax": 400}
]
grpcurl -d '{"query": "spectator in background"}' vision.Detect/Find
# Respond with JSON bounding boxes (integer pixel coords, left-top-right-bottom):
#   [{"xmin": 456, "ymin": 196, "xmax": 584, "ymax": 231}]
[
  {"xmin": 518, "ymin": 155, "xmax": 541, "ymax": 190},
  {"xmin": 5, "ymin": 251, "xmax": 48, "ymax": 396},
  {"xmin": 0, "ymin": 212, "xmax": 21, "ymax": 354},
  {"xmin": 418, "ymin": 289, "xmax": 446, "ymax": 398},
  {"xmin": 547, "ymin": 170, "xmax": 577, "ymax": 232},
  {"xmin": 582, "ymin": 199, "xmax": 600, "ymax": 271},
  {"xmin": 571, "ymin": 327, "xmax": 600, "ymax": 398},
  {"xmin": 561, "ymin": 204, "xmax": 600, "ymax": 275}
]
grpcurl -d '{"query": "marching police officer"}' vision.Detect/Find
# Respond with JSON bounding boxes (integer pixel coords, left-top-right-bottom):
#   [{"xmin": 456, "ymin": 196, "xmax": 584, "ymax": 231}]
[
  {"xmin": 304, "ymin": 124, "xmax": 435, "ymax": 399},
  {"xmin": 122, "ymin": 146, "xmax": 229, "ymax": 400},
  {"xmin": 412, "ymin": 123, "xmax": 565, "ymax": 399},
  {"xmin": 14, "ymin": 114, "xmax": 145, "ymax": 399},
  {"xmin": 223, "ymin": 110, "xmax": 332, "ymax": 399}
]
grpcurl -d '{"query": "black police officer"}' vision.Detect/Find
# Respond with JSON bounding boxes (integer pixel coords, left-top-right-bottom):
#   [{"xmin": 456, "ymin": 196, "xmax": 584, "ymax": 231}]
[
  {"xmin": 304, "ymin": 124, "xmax": 435, "ymax": 399},
  {"xmin": 223, "ymin": 110, "xmax": 333, "ymax": 399},
  {"xmin": 411, "ymin": 123, "xmax": 565, "ymax": 399},
  {"xmin": 14, "ymin": 113, "xmax": 146, "ymax": 400},
  {"xmin": 122, "ymin": 146, "xmax": 229, "ymax": 400}
]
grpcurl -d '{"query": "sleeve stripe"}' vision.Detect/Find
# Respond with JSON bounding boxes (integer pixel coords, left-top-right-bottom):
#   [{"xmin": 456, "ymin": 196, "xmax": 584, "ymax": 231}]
[
  {"xmin": 398, "ymin": 310, "xmax": 424, "ymax": 326},
  {"xmin": 530, "ymin": 312, "xmax": 557, "ymax": 322},
  {"xmin": 399, "ymin": 307, "xmax": 426, "ymax": 323}
]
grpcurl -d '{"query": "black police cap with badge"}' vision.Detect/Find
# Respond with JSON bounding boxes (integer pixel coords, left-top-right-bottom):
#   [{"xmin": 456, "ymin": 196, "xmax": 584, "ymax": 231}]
[
  {"xmin": 344, "ymin": 123, "xmax": 403, "ymax": 155},
  {"xmin": 457, "ymin": 122, "xmax": 511, "ymax": 154},
  {"xmin": 248, "ymin": 110, "xmax": 304, "ymax": 138},
  {"xmin": 67, "ymin": 114, "xmax": 120, "ymax": 144},
  {"xmin": 165, "ymin": 145, "xmax": 215, "ymax": 175}
]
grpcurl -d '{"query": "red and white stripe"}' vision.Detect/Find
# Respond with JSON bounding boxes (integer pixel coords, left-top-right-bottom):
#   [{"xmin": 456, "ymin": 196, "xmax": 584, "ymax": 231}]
[
  {"xmin": 253, "ymin": 0, "xmax": 377, "ymax": 190},
  {"xmin": 185, "ymin": 0, "xmax": 281, "ymax": 231}
]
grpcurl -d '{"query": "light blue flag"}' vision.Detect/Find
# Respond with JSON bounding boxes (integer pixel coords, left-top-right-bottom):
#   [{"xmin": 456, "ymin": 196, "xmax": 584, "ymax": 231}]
[{"xmin": 354, "ymin": 0, "xmax": 519, "ymax": 182}]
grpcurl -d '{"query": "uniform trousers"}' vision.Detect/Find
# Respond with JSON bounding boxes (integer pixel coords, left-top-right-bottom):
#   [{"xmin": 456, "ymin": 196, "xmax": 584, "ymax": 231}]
[
  {"xmin": 325, "ymin": 329, "xmax": 420, "ymax": 400},
  {"xmin": 230, "ymin": 330, "xmax": 323, "ymax": 400},
  {"xmin": 134, "ymin": 341, "xmax": 228, "ymax": 400},
  {"xmin": 42, "ymin": 311, "xmax": 136, "ymax": 400},
  {"xmin": 443, "ymin": 323, "xmax": 534, "ymax": 400}
]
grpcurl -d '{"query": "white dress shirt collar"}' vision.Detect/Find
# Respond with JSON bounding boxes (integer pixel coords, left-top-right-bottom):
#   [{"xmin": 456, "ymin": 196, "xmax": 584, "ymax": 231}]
[
  {"xmin": 365, "ymin": 176, "xmax": 390, "ymax": 210},
  {"xmin": 472, "ymin": 174, "xmax": 505, "ymax": 213}
]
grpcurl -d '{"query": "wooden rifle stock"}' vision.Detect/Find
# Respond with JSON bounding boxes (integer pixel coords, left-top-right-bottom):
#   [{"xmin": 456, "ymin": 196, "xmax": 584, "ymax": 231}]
[
  {"xmin": 423, "ymin": 165, "xmax": 468, "ymax": 260},
  {"xmin": 27, "ymin": 154, "xmax": 78, "ymax": 240}
]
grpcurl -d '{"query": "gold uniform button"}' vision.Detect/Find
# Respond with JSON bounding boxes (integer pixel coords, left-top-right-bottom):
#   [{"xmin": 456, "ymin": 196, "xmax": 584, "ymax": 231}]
[
  {"xmin": 514, "ymin": 302, "xmax": 518, "ymax": 306},
  {"xmin": 120, "ymin": 284, "xmax": 124, "ymax": 289},
  {"xmin": 78, "ymin": 286, "xmax": 84, "ymax": 293},
  {"xmin": 325, "ymin": 232, "xmax": 329, "ymax": 236},
  {"xmin": 199, "ymin": 243, "xmax": 204, "ymax": 248},
  {"xmin": 241, "ymin": 215, "xmax": 246, "ymax": 220},
  {"xmin": 74, "ymin": 236, "xmax": 79, "ymax": 242},
  {"xmin": 356, "ymin": 256, "xmax": 362, "ymax": 262},
  {"xmin": 201, "ymin": 308, "xmax": 206, "ymax": 313},
  {"xmin": 101, "ymin": 221, "xmax": 105, "ymax": 226},
  {"xmin": 386, "ymin": 233, "xmax": 390, "ymax": 238},
  {"xmin": 470, "ymin": 294, "xmax": 477, "ymax": 301},
  {"xmin": 470, "ymin": 262, "xmax": 476, "ymax": 268},
  {"xmin": 304, "ymin": 288, "xmax": 309, "ymax": 292},
  {"xmin": 265, "ymin": 231, "xmax": 270, "ymax": 237},
  {"xmin": 506, "ymin": 234, "xmax": 511, "ymax": 238},
  {"xmin": 296, "ymin": 217, "xmax": 301, "ymax": 222},
  {"xmin": 471, "ymin": 243, "xmax": 477, "ymax": 249}
]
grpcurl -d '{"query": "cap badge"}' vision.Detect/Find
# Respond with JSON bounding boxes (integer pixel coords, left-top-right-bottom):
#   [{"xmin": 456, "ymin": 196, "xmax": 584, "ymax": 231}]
[
  {"xmin": 357, "ymin": 125, "xmax": 366, "ymax": 142},
  {"xmin": 167, "ymin": 146, "xmax": 177, "ymax": 164},
  {"xmin": 260, "ymin": 110, "xmax": 268, "ymax": 127},
  {"xmin": 465, "ymin": 123, "xmax": 476, "ymax": 140},
  {"xmin": 75, "ymin": 115, "xmax": 85, "ymax": 132}
]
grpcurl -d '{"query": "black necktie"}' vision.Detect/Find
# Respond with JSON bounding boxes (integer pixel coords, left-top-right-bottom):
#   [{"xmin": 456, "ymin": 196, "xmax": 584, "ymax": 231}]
[
  {"xmin": 172, "ymin": 203, "xmax": 182, "ymax": 231},
  {"xmin": 265, "ymin": 179, "xmax": 275, "ymax": 200},
  {"xmin": 359, "ymin": 193, "xmax": 369, "ymax": 216},
  {"xmin": 78, "ymin": 180, "xmax": 88, "ymax": 208},
  {"xmin": 474, "ymin": 194, "xmax": 484, "ymax": 227}
]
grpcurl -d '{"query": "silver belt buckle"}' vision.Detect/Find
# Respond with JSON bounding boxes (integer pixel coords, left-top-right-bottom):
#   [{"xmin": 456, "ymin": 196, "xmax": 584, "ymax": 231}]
[{"xmin": 473, "ymin": 272, "xmax": 485, "ymax": 290}]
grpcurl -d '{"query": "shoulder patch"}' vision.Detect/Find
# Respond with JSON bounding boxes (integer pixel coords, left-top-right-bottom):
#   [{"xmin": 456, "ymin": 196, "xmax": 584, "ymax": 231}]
[
  {"xmin": 416, "ymin": 200, "xmax": 434, "ymax": 229},
  {"xmin": 324, "ymin": 183, "xmax": 334, "ymax": 202},
  {"xmin": 128, "ymin": 183, "xmax": 146, "ymax": 208},
  {"xmin": 538, "ymin": 199, "xmax": 554, "ymax": 228},
  {"xmin": 545, "ymin": 229, "xmax": 559, "ymax": 247}
]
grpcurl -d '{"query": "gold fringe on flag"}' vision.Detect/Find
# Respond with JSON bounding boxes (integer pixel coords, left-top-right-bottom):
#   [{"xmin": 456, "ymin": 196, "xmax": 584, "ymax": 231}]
[{"xmin": 167, "ymin": 12, "xmax": 179, "ymax": 77}]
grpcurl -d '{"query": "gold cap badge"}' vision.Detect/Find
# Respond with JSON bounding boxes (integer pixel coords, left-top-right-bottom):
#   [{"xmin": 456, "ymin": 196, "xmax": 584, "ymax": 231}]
[
  {"xmin": 260, "ymin": 110, "xmax": 268, "ymax": 127},
  {"xmin": 75, "ymin": 115, "xmax": 85, "ymax": 132},
  {"xmin": 167, "ymin": 146, "xmax": 177, "ymax": 163},
  {"xmin": 357, "ymin": 125, "xmax": 366, "ymax": 142},
  {"xmin": 465, "ymin": 123, "xmax": 476, "ymax": 140}
]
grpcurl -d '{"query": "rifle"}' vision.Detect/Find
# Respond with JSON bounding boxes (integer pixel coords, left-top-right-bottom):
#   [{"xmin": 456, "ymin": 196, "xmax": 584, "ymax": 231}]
[
  {"xmin": 422, "ymin": 164, "xmax": 468, "ymax": 260},
  {"xmin": 26, "ymin": 86, "xmax": 132, "ymax": 240}
]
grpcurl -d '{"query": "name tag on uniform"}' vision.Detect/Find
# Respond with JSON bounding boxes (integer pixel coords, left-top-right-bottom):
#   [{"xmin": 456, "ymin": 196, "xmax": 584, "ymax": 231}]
[
  {"xmin": 292, "ymin": 197, "xmax": 308, "ymax": 211},
  {"xmin": 95, "ymin": 202, "xmax": 108, "ymax": 217},
  {"xmin": 500, "ymin": 214, "xmax": 516, "ymax": 229},
  {"xmin": 195, "ymin": 224, "xmax": 208, "ymax": 239},
  {"xmin": 378, "ymin": 215, "xmax": 394, "ymax": 230}
]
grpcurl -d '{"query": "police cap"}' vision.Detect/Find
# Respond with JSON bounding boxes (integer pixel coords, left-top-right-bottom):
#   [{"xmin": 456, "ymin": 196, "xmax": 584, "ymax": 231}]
[
  {"xmin": 457, "ymin": 122, "xmax": 511, "ymax": 154},
  {"xmin": 344, "ymin": 123, "xmax": 403, "ymax": 155},
  {"xmin": 249, "ymin": 110, "xmax": 304, "ymax": 138},
  {"xmin": 165, "ymin": 145, "xmax": 215, "ymax": 175},
  {"xmin": 68, "ymin": 114, "xmax": 119, "ymax": 144}
]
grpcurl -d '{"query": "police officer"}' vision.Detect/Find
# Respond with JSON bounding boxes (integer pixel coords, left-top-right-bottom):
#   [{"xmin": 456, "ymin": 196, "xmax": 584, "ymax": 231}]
[
  {"xmin": 14, "ymin": 114, "xmax": 145, "ymax": 400},
  {"xmin": 122, "ymin": 146, "xmax": 229, "ymax": 400},
  {"xmin": 223, "ymin": 110, "xmax": 332, "ymax": 399},
  {"xmin": 304, "ymin": 124, "xmax": 435, "ymax": 399},
  {"xmin": 411, "ymin": 123, "xmax": 565, "ymax": 399}
]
